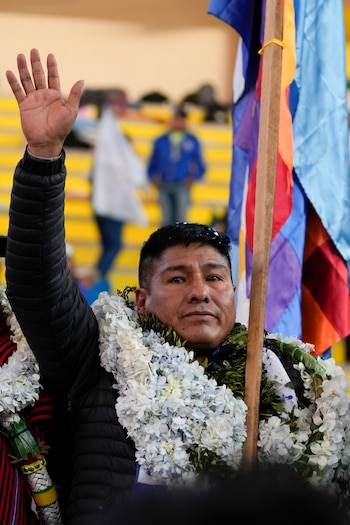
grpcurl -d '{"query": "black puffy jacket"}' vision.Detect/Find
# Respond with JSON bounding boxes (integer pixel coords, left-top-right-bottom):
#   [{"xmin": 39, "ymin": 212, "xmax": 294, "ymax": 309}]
[{"xmin": 6, "ymin": 151, "xmax": 137, "ymax": 525}]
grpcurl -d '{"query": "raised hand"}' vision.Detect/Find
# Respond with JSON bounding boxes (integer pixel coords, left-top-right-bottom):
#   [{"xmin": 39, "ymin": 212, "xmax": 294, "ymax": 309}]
[{"xmin": 6, "ymin": 48, "xmax": 84, "ymax": 158}]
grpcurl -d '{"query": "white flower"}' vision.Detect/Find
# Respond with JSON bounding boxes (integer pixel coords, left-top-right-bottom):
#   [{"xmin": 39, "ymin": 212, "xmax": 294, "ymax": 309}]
[
  {"xmin": 267, "ymin": 332, "xmax": 315, "ymax": 355},
  {"xmin": 0, "ymin": 286, "xmax": 42, "ymax": 427},
  {"xmin": 93, "ymin": 292, "xmax": 350, "ymax": 492},
  {"xmin": 258, "ymin": 415, "xmax": 306, "ymax": 463}
]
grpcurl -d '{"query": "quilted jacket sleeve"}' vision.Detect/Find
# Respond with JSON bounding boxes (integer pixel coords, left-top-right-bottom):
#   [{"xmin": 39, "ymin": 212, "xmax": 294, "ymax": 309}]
[{"xmin": 6, "ymin": 150, "xmax": 101, "ymax": 402}]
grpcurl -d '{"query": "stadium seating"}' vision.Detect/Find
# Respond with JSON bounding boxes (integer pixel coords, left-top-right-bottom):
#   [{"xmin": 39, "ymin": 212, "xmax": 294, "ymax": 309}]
[{"xmin": 0, "ymin": 97, "xmax": 231, "ymax": 292}]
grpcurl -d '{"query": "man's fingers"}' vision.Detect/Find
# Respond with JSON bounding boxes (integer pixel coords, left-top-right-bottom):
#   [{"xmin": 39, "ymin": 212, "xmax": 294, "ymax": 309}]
[
  {"xmin": 16, "ymin": 52, "xmax": 36, "ymax": 95},
  {"xmin": 47, "ymin": 53, "xmax": 61, "ymax": 92},
  {"xmin": 5, "ymin": 70, "xmax": 26, "ymax": 104},
  {"xmin": 7, "ymin": 49, "xmax": 84, "ymax": 112},
  {"xmin": 67, "ymin": 80, "xmax": 85, "ymax": 112},
  {"xmin": 30, "ymin": 48, "xmax": 47, "ymax": 90}
]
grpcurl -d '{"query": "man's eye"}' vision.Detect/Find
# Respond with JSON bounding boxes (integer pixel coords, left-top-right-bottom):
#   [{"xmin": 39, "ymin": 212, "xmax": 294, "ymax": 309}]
[
  {"xmin": 207, "ymin": 275, "xmax": 222, "ymax": 281},
  {"xmin": 169, "ymin": 276, "xmax": 184, "ymax": 283}
]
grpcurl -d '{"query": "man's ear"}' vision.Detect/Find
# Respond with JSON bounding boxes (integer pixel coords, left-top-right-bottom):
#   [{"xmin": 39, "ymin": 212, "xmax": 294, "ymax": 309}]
[{"xmin": 135, "ymin": 287, "xmax": 147, "ymax": 315}]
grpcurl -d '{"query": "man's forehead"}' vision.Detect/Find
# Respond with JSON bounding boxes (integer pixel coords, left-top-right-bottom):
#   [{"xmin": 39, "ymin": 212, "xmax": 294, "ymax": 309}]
[{"xmin": 157, "ymin": 243, "xmax": 230, "ymax": 269}]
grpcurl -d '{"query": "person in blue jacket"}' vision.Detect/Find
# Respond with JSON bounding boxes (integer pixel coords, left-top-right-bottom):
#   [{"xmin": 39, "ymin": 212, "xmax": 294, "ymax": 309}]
[{"xmin": 147, "ymin": 108, "xmax": 206, "ymax": 225}]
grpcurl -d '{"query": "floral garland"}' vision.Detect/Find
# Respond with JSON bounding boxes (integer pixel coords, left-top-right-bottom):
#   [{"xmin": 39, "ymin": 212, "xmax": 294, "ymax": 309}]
[
  {"xmin": 0, "ymin": 286, "xmax": 42, "ymax": 427},
  {"xmin": 0, "ymin": 287, "xmax": 63, "ymax": 525},
  {"xmin": 93, "ymin": 290, "xmax": 350, "ymax": 494}
]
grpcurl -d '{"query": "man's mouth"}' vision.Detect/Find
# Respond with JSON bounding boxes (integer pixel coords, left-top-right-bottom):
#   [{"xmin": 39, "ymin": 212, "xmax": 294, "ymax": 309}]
[{"xmin": 183, "ymin": 310, "xmax": 215, "ymax": 318}]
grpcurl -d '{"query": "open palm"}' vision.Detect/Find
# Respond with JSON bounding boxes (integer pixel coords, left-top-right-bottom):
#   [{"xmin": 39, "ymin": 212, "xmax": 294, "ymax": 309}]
[{"xmin": 6, "ymin": 49, "xmax": 84, "ymax": 157}]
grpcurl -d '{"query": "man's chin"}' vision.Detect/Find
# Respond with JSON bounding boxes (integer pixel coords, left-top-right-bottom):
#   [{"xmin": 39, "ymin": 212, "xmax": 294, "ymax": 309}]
[{"xmin": 184, "ymin": 336, "xmax": 219, "ymax": 353}]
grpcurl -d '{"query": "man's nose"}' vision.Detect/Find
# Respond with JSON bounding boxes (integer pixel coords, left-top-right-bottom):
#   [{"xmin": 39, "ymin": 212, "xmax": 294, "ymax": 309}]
[{"xmin": 189, "ymin": 276, "xmax": 209, "ymax": 303}]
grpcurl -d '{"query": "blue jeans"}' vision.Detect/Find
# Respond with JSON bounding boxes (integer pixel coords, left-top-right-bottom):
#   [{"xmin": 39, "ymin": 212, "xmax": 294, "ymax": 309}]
[
  {"xmin": 95, "ymin": 215, "xmax": 123, "ymax": 276},
  {"xmin": 158, "ymin": 183, "xmax": 190, "ymax": 225}
]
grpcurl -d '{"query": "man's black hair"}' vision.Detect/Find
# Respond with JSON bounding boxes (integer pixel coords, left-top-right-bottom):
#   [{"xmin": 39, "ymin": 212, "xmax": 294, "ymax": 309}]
[{"xmin": 138, "ymin": 222, "xmax": 231, "ymax": 287}]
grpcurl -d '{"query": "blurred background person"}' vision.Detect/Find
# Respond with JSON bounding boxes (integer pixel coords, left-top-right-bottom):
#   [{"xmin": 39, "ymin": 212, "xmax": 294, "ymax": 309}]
[
  {"xmin": 66, "ymin": 243, "xmax": 110, "ymax": 305},
  {"xmin": 147, "ymin": 107, "xmax": 206, "ymax": 225},
  {"xmin": 180, "ymin": 82, "xmax": 231, "ymax": 124},
  {"xmin": 90, "ymin": 93, "xmax": 148, "ymax": 285}
]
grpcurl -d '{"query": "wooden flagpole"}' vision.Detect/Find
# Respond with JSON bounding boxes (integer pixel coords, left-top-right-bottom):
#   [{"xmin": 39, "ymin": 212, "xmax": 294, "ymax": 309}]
[{"xmin": 242, "ymin": 0, "xmax": 284, "ymax": 471}]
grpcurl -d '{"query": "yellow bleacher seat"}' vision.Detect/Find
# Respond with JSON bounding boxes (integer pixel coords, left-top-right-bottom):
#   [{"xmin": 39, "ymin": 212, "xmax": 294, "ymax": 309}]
[
  {"xmin": 0, "ymin": 214, "xmax": 9, "ymax": 232},
  {"xmin": 0, "ymin": 115, "xmax": 21, "ymax": 130},
  {"xmin": 205, "ymin": 166, "xmax": 231, "ymax": 185},
  {"xmin": 65, "ymin": 199, "xmax": 93, "ymax": 218},
  {"xmin": 137, "ymin": 104, "xmax": 173, "ymax": 122},
  {"xmin": 119, "ymin": 119, "xmax": 166, "ymax": 140},
  {"xmin": 65, "ymin": 153, "xmax": 93, "ymax": 174},
  {"xmin": 0, "ymin": 134, "xmax": 24, "ymax": 148},
  {"xmin": 110, "ymin": 272, "xmax": 139, "ymax": 292},
  {"xmin": 65, "ymin": 220, "xmax": 100, "ymax": 242},
  {"xmin": 0, "ymin": 97, "xmax": 232, "ymax": 287},
  {"xmin": 191, "ymin": 183, "xmax": 229, "ymax": 207},
  {"xmin": 203, "ymin": 147, "xmax": 232, "ymax": 164},
  {"xmin": 0, "ymin": 98, "xmax": 20, "ymax": 112},
  {"xmin": 193, "ymin": 125, "xmax": 232, "ymax": 145}
]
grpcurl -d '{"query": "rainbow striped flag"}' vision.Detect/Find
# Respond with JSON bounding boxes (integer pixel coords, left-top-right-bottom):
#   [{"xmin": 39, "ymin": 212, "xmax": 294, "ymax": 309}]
[{"xmin": 208, "ymin": 0, "xmax": 350, "ymax": 354}]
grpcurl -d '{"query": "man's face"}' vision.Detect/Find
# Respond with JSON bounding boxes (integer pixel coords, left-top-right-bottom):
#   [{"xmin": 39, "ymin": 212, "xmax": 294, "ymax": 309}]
[
  {"xmin": 170, "ymin": 115, "xmax": 186, "ymax": 131},
  {"xmin": 136, "ymin": 243, "xmax": 236, "ymax": 353}
]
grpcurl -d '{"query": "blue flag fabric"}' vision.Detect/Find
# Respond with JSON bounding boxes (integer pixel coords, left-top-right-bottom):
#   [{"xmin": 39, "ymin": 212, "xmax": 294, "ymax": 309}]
[
  {"xmin": 292, "ymin": 0, "xmax": 350, "ymax": 278},
  {"xmin": 208, "ymin": 0, "xmax": 350, "ymax": 351}
]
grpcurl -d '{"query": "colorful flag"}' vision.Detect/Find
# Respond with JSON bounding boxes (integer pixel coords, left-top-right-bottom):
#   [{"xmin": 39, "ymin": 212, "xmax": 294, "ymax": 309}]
[{"xmin": 208, "ymin": 0, "xmax": 350, "ymax": 354}]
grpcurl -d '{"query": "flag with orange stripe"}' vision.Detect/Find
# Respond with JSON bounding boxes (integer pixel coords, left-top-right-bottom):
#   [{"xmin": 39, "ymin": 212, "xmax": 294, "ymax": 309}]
[
  {"xmin": 293, "ymin": 0, "xmax": 350, "ymax": 353},
  {"xmin": 302, "ymin": 204, "xmax": 350, "ymax": 353},
  {"xmin": 208, "ymin": 0, "xmax": 350, "ymax": 354}
]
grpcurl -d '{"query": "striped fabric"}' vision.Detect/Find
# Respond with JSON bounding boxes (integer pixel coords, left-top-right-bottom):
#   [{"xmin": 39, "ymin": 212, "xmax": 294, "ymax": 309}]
[
  {"xmin": 0, "ymin": 437, "xmax": 40, "ymax": 525},
  {"xmin": 208, "ymin": 0, "xmax": 350, "ymax": 354},
  {"xmin": 0, "ymin": 322, "xmax": 16, "ymax": 366},
  {"xmin": 292, "ymin": 0, "xmax": 350, "ymax": 353},
  {"xmin": 302, "ymin": 204, "xmax": 350, "ymax": 354},
  {"xmin": 0, "ymin": 319, "xmax": 53, "ymax": 525}
]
